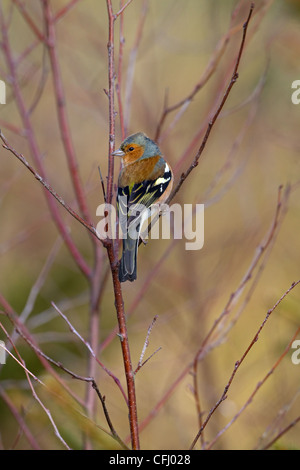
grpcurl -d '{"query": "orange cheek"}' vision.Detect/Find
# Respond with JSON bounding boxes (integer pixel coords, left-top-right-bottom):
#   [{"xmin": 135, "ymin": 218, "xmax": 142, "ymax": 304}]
[{"xmin": 123, "ymin": 147, "xmax": 144, "ymax": 164}]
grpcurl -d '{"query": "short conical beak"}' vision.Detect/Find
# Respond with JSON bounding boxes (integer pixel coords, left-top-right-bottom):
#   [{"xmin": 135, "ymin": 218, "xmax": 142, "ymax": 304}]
[{"xmin": 112, "ymin": 148, "xmax": 125, "ymax": 157}]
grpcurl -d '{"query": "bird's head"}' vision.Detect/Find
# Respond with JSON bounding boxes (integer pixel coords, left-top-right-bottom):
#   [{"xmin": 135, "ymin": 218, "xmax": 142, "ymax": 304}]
[{"xmin": 113, "ymin": 132, "xmax": 162, "ymax": 165}]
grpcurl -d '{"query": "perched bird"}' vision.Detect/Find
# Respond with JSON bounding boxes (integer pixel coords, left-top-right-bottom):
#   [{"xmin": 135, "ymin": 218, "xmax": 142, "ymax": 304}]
[{"xmin": 113, "ymin": 132, "xmax": 173, "ymax": 283}]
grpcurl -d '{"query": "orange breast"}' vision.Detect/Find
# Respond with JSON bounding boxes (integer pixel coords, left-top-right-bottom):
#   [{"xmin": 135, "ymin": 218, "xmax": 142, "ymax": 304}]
[{"xmin": 119, "ymin": 156, "xmax": 162, "ymax": 186}]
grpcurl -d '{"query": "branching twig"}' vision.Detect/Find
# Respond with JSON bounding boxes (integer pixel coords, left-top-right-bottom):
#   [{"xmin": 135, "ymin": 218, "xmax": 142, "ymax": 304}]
[
  {"xmin": 105, "ymin": 0, "xmax": 140, "ymax": 450},
  {"xmin": 193, "ymin": 184, "xmax": 285, "ymax": 365},
  {"xmin": 254, "ymin": 388, "xmax": 300, "ymax": 450},
  {"xmin": 138, "ymin": 183, "xmax": 288, "ymax": 436},
  {"xmin": 155, "ymin": 0, "xmax": 249, "ymax": 143},
  {"xmin": 134, "ymin": 316, "xmax": 161, "ymax": 374},
  {"xmin": 123, "ymin": 0, "xmax": 148, "ymax": 135},
  {"xmin": 206, "ymin": 326, "xmax": 300, "ymax": 449},
  {"xmin": 98, "ymin": 165, "xmax": 107, "ymax": 203},
  {"xmin": 42, "ymin": 0, "xmax": 93, "ymax": 227},
  {"xmin": 191, "ymin": 184, "xmax": 287, "ymax": 442},
  {"xmin": 0, "ymin": 387, "xmax": 41, "ymax": 450},
  {"xmin": 189, "ymin": 279, "xmax": 300, "ymax": 450},
  {"xmin": 169, "ymin": 3, "xmax": 254, "ymax": 203},
  {"xmin": 0, "ymin": 322, "xmax": 70, "ymax": 449},
  {"xmin": 12, "ymin": 0, "xmax": 45, "ymax": 41},
  {"xmin": 91, "ymin": 381, "xmax": 129, "ymax": 449},
  {"xmin": 1, "ymin": 297, "xmax": 125, "ymax": 447},
  {"xmin": 262, "ymin": 416, "xmax": 300, "ymax": 450},
  {"xmin": 142, "ymin": 3, "xmax": 254, "ymax": 244},
  {"xmin": 0, "ymin": 4, "xmax": 91, "ymax": 277},
  {"xmin": 0, "ymin": 130, "xmax": 100, "ymax": 244},
  {"xmin": 1, "ymin": 0, "xmax": 293, "ymax": 452},
  {"xmin": 51, "ymin": 301, "xmax": 128, "ymax": 405}
]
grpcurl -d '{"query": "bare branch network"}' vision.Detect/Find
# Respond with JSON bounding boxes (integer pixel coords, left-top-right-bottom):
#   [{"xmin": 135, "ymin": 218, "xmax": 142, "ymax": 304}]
[{"xmin": 0, "ymin": 0, "xmax": 299, "ymax": 451}]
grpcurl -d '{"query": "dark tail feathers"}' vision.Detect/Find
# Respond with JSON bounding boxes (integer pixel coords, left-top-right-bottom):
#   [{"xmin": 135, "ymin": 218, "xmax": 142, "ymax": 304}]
[{"xmin": 119, "ymin": 235, "xmax": 139, "ymax": 282}]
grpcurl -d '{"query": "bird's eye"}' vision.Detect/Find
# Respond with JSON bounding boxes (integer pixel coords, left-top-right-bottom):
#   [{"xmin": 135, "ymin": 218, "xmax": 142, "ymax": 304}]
[{"xmin": 128, "ymin": 146, "xmax": 134, "ymax": 152}]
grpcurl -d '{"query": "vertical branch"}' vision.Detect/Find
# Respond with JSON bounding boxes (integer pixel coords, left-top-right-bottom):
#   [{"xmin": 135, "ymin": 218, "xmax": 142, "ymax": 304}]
[
  {"xmin": 170, "ymin": 3, "xmax": 254, "ymax": 201},
  {"xmin": 0, "ymin": 4, "xmax": 91, "ymax": 278},
  {"xmin": 106, "ymin": 0, "xmax": 116, "ymax": 206},
  {"xmin": 116, "ymin": 0, "xmax": 126, "ymax": 141},
  {"xmin": 106, "ymin": 0, "xmax": 140, "ymax": 450},
  {"xmin": 85, "ymin": 244, "xmax": 105, "ymax": 426},
  {"xmin": 42, "ymin": 1, "xmax": 105, "ymax": 430},
  {"xmin": 42, "ymin": 0, "xmax": 92, "ymax": 227},
  {"xmin": 106, "ymin": 245, "xmax": 140, "ymax": 450}
]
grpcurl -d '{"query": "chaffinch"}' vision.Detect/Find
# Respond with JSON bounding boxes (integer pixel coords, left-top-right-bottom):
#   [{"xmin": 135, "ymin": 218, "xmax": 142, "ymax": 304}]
[{"xmin": 113, "ymin": 132, "xmax": 173, "ymax": 283}]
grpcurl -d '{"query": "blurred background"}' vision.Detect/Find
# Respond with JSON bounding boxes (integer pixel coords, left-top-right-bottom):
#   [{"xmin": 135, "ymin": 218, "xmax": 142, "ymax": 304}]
[{"xmin": 0, "ymin": 0, "xmax": 299, "ymax": 450}]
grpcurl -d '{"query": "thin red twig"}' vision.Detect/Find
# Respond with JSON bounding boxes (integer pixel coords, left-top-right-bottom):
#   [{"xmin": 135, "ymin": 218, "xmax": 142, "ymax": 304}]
[
  {"xmin": 42, "ymin": 0, "xmax": 92, "ymax": 227},
  {"xmin": 155, "ymin": 0, "xmax": 248, "ymax": 143},
  {"xmin": 12, "ymin": 0, "xmax": 45, "ymax": 41},
  {"xmin": 0, "ymin": 5, "xmax": 91, "ymax": 278},
  {"xmin": 0, "ymin": 131, "xmax": 99, "ymax": 243},
  {"xmin": 1, "ymin": 295, "xmax": 126, "ymax": 448},
  {"xmin": 169, "ymin": 3, "xmax": 255, "ymax": 203}
]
